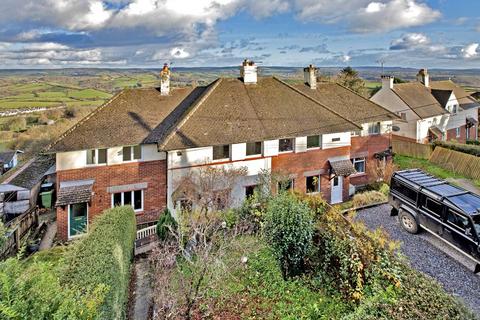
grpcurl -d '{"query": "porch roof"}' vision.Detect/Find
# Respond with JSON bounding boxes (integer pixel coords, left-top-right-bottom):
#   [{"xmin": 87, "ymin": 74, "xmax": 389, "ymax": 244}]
[
  {"xmin": 329, "ymin": 159, "xmax": 356, "ymax": 177},
  {"xmin": 56, "ymin": 179, "xmax": 94, "ymax": 206}
]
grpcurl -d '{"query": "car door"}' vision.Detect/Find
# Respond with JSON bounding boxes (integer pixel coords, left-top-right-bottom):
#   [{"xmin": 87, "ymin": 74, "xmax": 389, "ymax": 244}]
[
  {"xmin": 418, "ymin": 196, "xmax": 444, "ymax": 235},
  {"xmin": 443, "ymin": 208, "xmax": 479, "ymax": 258}
]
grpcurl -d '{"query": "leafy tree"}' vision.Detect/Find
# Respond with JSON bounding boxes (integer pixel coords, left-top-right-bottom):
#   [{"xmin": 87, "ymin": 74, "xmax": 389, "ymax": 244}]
[
  {"xmin": 336, "ymin": 67, "xmax": 365, "ymax": 94},
  {"xmin": 263, "ymin": 192, "xmax": 314, "ymax": 278}
]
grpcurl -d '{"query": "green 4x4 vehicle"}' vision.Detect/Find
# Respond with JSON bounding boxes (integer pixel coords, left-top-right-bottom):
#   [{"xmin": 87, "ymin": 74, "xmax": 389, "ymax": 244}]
[{"xmin": 389, "ymin": 169, "xmax": 480, "ymax": 273}]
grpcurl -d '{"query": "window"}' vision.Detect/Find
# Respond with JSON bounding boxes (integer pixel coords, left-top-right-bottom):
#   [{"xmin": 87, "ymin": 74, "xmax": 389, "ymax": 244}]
[
  {"xmin": 368, "ymin": 122, "xmax": 381, "ymax": 135},
  {"xmin": 245, "ymin": 185, "xmax": 258, "ymax": 197},
  {"xmin": 391, "ymin": 179, "xmax": 417, "ymax": 203},
  {"xmin": 447, "ymin": 209, "xmax": 472, "ymax": 235},
  {"xmin": 246, "ymin": 142, "xmax": 262, "ymax": 156},
  {"xmin": 307, "ymin": 135, "xmax": 320, "ymax": 149},
  {"xmin": 278, "ymin": 138, "xmax": 294, "ymax": 152},
  {"xmin": 213, "ymin": 144, "xmax": 230, "ymax": 160},
  {"xmin": 306, "ymin": 175, "xmax": 320, "ymax": 193},
  {"xmin": 452, "ymin": 104, "xmax": 458, "ymax": 114},
  {"xmin": 86, "ymin": 148, "xmax": 107, "ymax": 165},
  {"xmin": 351, "ymin": 157, "xmax": 366, "ymax": 174},
  {"xmin": 111, "ymin": 190, "xmax": 143, "ymax": 211},
  {"xmin": 278, "ymin": 179, "xmax": 294, "ymax": 191},
  {"xmin": 456, "ymin": 127, "xmax": 461, "ymax": 137},
  {"xmin": 123, "ymin": 145, "xmax": 141, "ymax": 161},
  {"xmin": 424, "ymin": 199, "xmax": 443, "ymax": 217},
  {"xmin": 351, "ymin": 130, "xmax": 361, "ymax": 137}
]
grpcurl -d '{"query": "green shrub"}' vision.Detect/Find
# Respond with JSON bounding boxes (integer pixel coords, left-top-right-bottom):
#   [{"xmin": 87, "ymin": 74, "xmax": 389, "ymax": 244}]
[
  {"xmin": 352, "ymin": 190, "xmax": 387, "ymax": 208},
  {"xmin": 0, "ymin": 247, "xmax": 105, "ymax": 319},
  {"xmin": 63, "ymin": 206, "xmax": 136, "ymax": 319},
  {"xmin": 263, "ymin": 192, "xmax": 314, "ymax": 277},
  {"xmin": 433, "ymin": 140, "xmax": 480, "ymax": 157},
  {"xmin": 156, "ymin": 208, "xmax": 177, "ymax": 241},
  {"xmin": 466, "ymin": 139, "xmax": 480, "ymax": 146}
]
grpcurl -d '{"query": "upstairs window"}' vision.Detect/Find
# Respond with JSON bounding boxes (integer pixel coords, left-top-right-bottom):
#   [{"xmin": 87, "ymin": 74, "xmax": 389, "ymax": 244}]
[
  {"xmin": 278, "ymin": 138, "xmax": 294, "ymax": 152},
  {"xmin": 213, "ymin": 144, "xmax": 230, "ymax": 160},
  {"xmin": 86, "ymin": 148, "xmax": 107, "ymax": 165},
  {"xmin": 351, "ymin": 157, "xmax": 366, "ymax": 173},
  {"xmin": 246, "ymin": 142, "xmax": 262, "ymax": 156},
  {"xmin": 452, "ymin": 105, "xmax": 458, "ymax": 114},
  {"xmin": 307, "ymin": 135, "xmax": 320, "ymax": 149},
  {"xmin": 123, "ymin": 145, "xmax": 141, "ymax": 161},
  {"xmin": 368, "ymin": 122, "xmax": 381, "ymax": 135}
]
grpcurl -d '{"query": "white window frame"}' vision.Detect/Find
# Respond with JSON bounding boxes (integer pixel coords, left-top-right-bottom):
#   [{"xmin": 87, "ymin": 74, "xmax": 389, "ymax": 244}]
[
  {"xmin": 278, "ymin": 138, "xmax": 295, "ymax": 153},
  {"xmin": 352, "ymin": 157, "xmax": 366, "ymax": 174},
  {"xmin": 368, "ymin": 122, "xmax": 381, "ymax": 135},
  {"xmin": 212, "ymin": 144, "xmax": 231, "ymax": 161},
  {"xmin": 306, "ymin": 135, "xmax": 321, "ymax": 150},
  {"xmin": 67, "ymin": 202, "xmax": 89, "ymax": 239},
  {"xmin": 122, "ymin": 145, "xmax": 142, "ymax": 162},
  {"xmin": 456, "ymin": 127, "xmax": 461, "ymax": 138},
  {"xmin": 111, "ymin": 189, "xmax": 144, "ymax": 212},
  {"xmin": 452, "ymin": 104, "xmax": 458, "ymax": 114},
  {"xmin": 86, "ymin": 148, "xmax": 107, "ymax": 166},
  {"xmin": 245, "ymin": 141, "xmax": 262, "ymax": 157},
  {"xmin": 305, "ymin": 175, "xmax": 321, "ymax": 194}
]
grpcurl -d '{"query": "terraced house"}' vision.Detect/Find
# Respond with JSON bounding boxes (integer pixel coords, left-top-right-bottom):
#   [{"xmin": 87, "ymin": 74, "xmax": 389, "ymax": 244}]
[
  {"xmin": 48, "ymin": 61, "xmax": 398, "ymax": 240},
  {"xmin": 371, "ymin": 69, "xmax": 480, "ymax": 144}
]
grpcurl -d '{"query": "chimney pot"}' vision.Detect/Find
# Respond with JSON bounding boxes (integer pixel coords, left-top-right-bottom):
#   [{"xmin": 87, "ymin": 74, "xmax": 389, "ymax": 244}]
[
  {"xmin": 304, "ymin": 64, "xmax": 317, "ymax": 89},
  {"xmin": 160, "ymin": 63, "xmax": 171, "ymax": 95}
]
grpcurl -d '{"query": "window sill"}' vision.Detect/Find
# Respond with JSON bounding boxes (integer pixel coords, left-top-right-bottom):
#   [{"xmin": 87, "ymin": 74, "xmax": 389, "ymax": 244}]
[
  {"xmin": 306, "ymin": 191, "xmax": 321, "ymax": 195},
  {"xmin": 86, "ymin": 163, "xmax": 107, "ymax": 167},
  {"xmin": 122, "ymin": 159, "xmax": 142, "ymax": 163},
  {"xmin": 211, "ymin": 158, "xmax": 230, "ymax": 163},
  {"xmin": 245, "ymin": 154, "xmax": 262, "ymax": 158},
  {"xmin": 306, "ymin": 147, "xmax": 321, "ymax": 151},
  {"xmin": 278, "ymin": 150, "xmax": 294, "ymax": 154}
]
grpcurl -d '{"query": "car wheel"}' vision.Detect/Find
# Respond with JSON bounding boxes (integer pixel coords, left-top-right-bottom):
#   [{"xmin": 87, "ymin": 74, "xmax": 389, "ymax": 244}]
[{"xmin": 399, "ymin": 209, "xmax": 419, "ymax": 234}]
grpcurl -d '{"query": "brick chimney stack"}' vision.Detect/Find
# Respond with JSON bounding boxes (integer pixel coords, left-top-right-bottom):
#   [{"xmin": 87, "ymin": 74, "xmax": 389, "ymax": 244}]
[
  {"xmin": 240, "ymin": 59, "xmax": 257, "ymax": 84},
  {"xmin": 304, "ymin": 64, "xmax": 317, "ymax": 89},
  {"xmin": 160, "ymin": 63, "xmax": 170, "ymax": 95}
]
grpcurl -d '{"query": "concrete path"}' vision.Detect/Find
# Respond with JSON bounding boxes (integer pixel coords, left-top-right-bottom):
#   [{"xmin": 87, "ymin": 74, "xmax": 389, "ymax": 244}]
[
  {"xmin": 447, "ymin": 178, "xmax": 480, "ymax": 195},
  {"xmin": 132, "ymin": 259, "xmax": 152, "ymax": 320},
  {"xmin": 39, "ymin": 221, "xmax": 56, "ymax": 251}
]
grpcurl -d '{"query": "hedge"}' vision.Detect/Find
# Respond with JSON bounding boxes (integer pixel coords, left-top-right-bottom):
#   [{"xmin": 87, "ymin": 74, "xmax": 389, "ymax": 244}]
[
  {"xmin": 433, "ymin": 140, "xmax": 480, "ymax": 157},
  {"xmin": 63, "ymin": 206, "xmax": 137, "ymax": 320}
]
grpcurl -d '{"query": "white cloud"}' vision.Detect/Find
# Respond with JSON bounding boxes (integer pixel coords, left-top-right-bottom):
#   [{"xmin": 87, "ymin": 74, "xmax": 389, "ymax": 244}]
[
  {"xmin": 461, "ymin": 43, "xmax": 479, "ymax": 59},
  {"xmin": 170, "ymin": 47, "xmax": 190, "ymax": 59},
  {"xmin": 295, "ymin": 0, "xmax": 440, "ymax": 33},
  {"xmin": 390, "ymin": 33, "xmax": 429, "ymax": 50}
]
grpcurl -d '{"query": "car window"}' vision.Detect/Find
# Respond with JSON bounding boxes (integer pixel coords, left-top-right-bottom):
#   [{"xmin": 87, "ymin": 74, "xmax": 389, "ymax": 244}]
[
  {"xmin": 472, "ymin": 215, "xmax": 480, "ymax": 236},
  {"xmin": 424, "ymin": 199, "xmax": 442, "ymax": 217},
  {"xmin": 391, "ymin": 179, "xmax": 417, "ymax": 203},
  {"xmin": 447, "ymin": 209, "xmax": 474, "ymax": 238}
]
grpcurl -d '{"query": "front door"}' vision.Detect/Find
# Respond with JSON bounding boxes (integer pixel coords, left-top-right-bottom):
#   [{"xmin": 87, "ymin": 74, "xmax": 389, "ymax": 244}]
[
  {"xmin": 331, "ymin": 176, "xmax": 343, "ymax": 204},
  {"xmin": 68, "ymin": 202, "xmax": 88, "ymax": 238}
]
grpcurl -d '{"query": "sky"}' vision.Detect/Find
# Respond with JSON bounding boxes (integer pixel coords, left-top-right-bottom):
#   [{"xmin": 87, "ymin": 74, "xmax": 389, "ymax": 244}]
[{"xmin": 0, "ymin": 0, "xmax": 479, "ymax": 69}]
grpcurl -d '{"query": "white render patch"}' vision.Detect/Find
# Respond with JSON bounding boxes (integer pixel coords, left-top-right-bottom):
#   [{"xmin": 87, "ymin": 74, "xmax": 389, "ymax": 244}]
[{"xmin": 107, "ymin": 182, "xmax": 148, "ymax": 193}]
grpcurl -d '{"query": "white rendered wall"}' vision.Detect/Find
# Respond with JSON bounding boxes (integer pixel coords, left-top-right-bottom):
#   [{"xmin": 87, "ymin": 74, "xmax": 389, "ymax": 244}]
[{"xmin": 322, "ymin": 132, "xmax": 351, "ymax": 149}]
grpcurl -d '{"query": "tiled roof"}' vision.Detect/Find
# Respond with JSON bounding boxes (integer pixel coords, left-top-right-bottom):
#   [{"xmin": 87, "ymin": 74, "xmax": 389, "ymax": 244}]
[
  {"xmin": 47, "ymin": 87, "xmax": 202, "ymax": 153},
  {"xmin": 56, "ymin": 180, "xmax": 94, "ymax": 206},
  {"xmin": 430, "ymin": 80, "xmax": 480, "ymax": 110},
  {"xmin": 392, "ymin": 82, "xmax": 446, "ymax": 119},
  {"xmin": 329, "ymin": 159, "xmax": 356, "ymax": 176},
  {"xmin": 294, "ymin": 82, "xmax": 400, "ymax": 124},
  {"xmin": 9, "ymin": 155, "xmax": 55, "ymax": 189},
  {"xmin": 158, "ymin": 77, "xmax": 361, "ymax": 150}
]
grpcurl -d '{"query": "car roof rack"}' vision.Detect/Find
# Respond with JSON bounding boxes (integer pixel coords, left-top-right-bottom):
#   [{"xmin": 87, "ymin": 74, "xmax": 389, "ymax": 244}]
[{"xmin": 393, "ymin": 169, "xmax": 480, "ymax": 216}]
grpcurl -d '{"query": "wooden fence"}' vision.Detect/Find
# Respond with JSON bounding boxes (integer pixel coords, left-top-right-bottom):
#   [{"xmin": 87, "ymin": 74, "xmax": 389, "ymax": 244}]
[
  {"xmin": 0, "ymin": 206, "xmax": 39, "ymax": 259},
  {"xmin": 430, "ymin": 147, "xmax": 480, "ymax": 180},
  {"xmin": 391, "ymin": 138, "xmax": 433, "ymax": 159}
]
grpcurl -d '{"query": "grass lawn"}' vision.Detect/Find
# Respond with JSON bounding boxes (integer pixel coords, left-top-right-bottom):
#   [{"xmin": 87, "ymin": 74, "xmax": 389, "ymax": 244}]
[{"xmin": 394, "ymin": 154, "xmax": 480, "ymax": 188}]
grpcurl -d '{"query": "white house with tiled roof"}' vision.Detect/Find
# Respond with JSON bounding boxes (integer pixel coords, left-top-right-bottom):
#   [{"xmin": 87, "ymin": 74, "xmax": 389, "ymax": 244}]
[
  {"xmin": 371, "ymin": 69, "xmax": 479, "ymax": 144},
  {"xmin": 48, "ymin": 61, "xmax": 398, "ymax": 240}
]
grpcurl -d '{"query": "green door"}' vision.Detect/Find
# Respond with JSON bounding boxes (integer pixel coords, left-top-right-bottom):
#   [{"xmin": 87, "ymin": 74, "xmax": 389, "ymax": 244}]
[{"xmin": 69, "ymin": 202, "xmax": 88, "ymax": 237}]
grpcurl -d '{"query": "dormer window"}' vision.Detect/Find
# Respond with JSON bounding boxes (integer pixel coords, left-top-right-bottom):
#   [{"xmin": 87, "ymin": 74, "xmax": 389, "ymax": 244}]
[
  {"xmin": 86, "ymin": 148, "xmax": 107, "ymax": 165},
  {"xmin": 451, "ymin": 104, "xmax": 458, "ymax": 114},
  {"xmin": 123, "ymin": 145, "xmax": 141, "ymax": 161}
]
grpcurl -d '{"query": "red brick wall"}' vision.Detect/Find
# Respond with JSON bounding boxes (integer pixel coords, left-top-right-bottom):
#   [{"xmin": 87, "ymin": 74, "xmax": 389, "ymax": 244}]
[
  {"xmin": 270, "ymin": 135, "xmax": 391, "ymax": 203},
  {"xmin": 56, "ymin": 160, "xmax": 167, "ymax": 240},
  {"xmin": 446, "ymin": 125, "xmax": 467, "ymax": 143}
]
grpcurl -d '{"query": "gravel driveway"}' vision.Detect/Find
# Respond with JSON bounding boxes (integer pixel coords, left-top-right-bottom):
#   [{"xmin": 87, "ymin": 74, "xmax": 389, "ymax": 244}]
[{"xmin": 356, "ymin": 204, "xmax": 480, "ymax": 315}]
